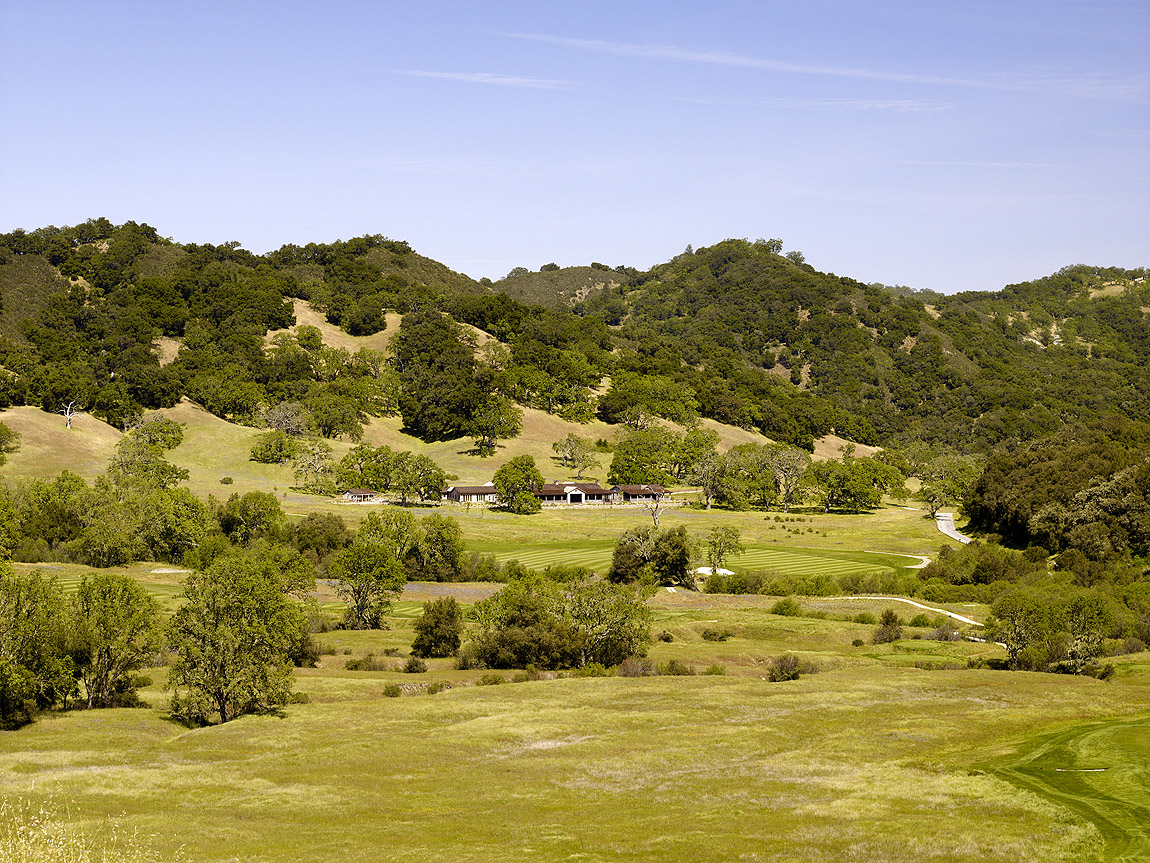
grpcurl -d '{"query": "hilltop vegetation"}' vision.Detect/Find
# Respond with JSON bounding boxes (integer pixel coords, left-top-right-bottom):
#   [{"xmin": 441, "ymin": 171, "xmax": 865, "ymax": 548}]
[
  {"xmin": 1, "ymin": 220, "xmax": 1146, "ymax": 459},
  {"xmin": 493, "ymin": 262, "xmax": 628, "ymax": 309}
]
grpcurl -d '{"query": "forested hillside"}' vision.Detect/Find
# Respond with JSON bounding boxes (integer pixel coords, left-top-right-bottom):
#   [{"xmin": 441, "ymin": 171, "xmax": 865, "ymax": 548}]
[
  {"xmin": 0, "ymin": 219, "xmax": 1146, "ymax": 463},
  {"xmin": 0, "ymin": 218, "xmax": 1147, "ymax": 715}
]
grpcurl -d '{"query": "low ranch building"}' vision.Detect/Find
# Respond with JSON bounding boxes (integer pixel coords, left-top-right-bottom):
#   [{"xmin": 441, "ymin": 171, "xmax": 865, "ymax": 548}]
[
  {"xmin": 536, "ymin": 482, "xmax": 613, "ymax": 505},
  {"xmin": 443, "ymin": 481, "xmax": 668, "ymax": 507},
  {"xmin": 444, "ymin": 483, "xmax": 500, "ymax": 504},
  {"xmin": 341, "ymin": 489, "xmax": 381, "ymax": 503},
  {"xmin": 613, "ymin": 484, "xmax": 667, "ymax": 502}
]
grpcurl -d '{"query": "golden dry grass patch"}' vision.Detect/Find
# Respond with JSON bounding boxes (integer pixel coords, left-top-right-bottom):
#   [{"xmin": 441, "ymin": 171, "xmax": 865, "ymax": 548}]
[
  {"xmin": 152, "ymin": 336, "xmax": 181, "ymax": 366},
  {"xmin": 0, "ymin": 406, "xmax": 121, "ymax": 482},
  {"xmin": 1087, "ymin": 281, "xmax": 1130, "ymax": 299},
  {"xmin": 812, "ymin": 433, "xmax": 880, "ymax": 461},
  {"xmin": 264, "ymin": 299, "xmax": 396, "ymax": 354}
]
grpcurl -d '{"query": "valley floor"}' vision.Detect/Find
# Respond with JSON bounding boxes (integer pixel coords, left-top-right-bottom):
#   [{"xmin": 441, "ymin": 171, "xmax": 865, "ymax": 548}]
[{"xmin": 3, "ymin": 588, "xmax": 1148, "ymax": 863}]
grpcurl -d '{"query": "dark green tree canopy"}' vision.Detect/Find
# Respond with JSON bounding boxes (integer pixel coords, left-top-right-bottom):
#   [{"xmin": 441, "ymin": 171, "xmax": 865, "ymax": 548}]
[
  {"xmin": 493, "ymin": 455, "xmax": 544, "ymax": 514},
  {"xmin": 411, "ymin": 597, "xmax": 464, "ymax": 658}
]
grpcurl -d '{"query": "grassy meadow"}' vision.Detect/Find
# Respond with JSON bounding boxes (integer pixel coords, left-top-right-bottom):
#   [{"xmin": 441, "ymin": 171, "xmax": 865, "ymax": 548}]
[
  {"xmin": 2, "ymin": 587, "xmax": 1149, "ymax": 862},
  {"xmin": 6, "ymin": 392, "xmax": 1148, "ymax": 860}
]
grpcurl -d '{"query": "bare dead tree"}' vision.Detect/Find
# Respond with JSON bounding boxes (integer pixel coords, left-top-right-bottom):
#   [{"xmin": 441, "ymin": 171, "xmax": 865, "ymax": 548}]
[
  {"xmin": 59, "ymin": 400, "xmax": 80, "ymax": 430},
  {"xmin": 641, "ymin": 491, "xmax": 667, "ymax": 529}
]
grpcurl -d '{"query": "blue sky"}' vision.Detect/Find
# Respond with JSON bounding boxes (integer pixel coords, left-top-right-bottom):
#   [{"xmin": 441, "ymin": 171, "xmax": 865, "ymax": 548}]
[{"xmin": 2, "ymin": 1, "xmax": 1146, "ymax": 292}]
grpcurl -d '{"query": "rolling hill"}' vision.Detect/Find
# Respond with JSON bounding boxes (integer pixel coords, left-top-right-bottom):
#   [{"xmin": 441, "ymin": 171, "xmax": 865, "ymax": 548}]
[{"xmin": 0, "ymin": 219, "xmax": 1145, "ymax": 468}]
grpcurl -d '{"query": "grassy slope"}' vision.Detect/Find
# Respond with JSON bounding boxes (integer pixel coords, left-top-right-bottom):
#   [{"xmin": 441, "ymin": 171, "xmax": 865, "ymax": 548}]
[
  {"xmin": 153, "ymin": 397, "xmax": 941, "ymax": 571},
  {"xmin": 2, "ymin": 595, "xmax": 1147, "ymax": 862},
  {"xmin": 0, "ymin": 406, "xmax": 122, "ymax": 482},
  {"xmin": 0, "ymin": 255, "xmax": 71, "ymax": 342},
  {"xmin": 149, "ymin": 299, "xmax": 861, "ymax": 489},
  {"xmin": 982, "ymin": 716, "xmax": 1150, "ymax": 863},
  {"xmin": 157, "ymin": 400, "xmax": 300, "ymax": 502},
  {"xmin": 265, "ymin": 299, "xmax": 400, "ymax": 355},
  {"xmin": 493, "ymin": 265, "xmax": 627, "ymax": 309}
]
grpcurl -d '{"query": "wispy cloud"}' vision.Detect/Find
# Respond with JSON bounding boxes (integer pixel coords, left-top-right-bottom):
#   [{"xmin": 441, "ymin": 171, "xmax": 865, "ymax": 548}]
[
  {"xmin": 398, "ymin": 69, "xmax": 575, "ymax": 90},
  {"xmin": 897, "ymin": 160, "xmax": 1068, "ymax": 168},
  {"xmin": 671, "ymin": 95, "xmax": 952, "ymax": 113},
  {"xmin": 1086, "ymin": 128, "xmax": 1150, "ymax": 139},
  {"xmin": 501, "ymin": 32, "xmax": 1148, "ymax": 101}
]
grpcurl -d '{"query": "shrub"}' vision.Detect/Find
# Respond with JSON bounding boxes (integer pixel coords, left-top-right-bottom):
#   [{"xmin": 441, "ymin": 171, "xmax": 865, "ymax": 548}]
[
  {"xmin": 767, "ymin": 654, "xmax": 821, "ymax": 682},
  {"xmin": 426, "ymin": 681, "xmax": 449, "ymax": 695},
  {"xmin": 658, "ymin": 659, "xmax": 695, "ymax": 676},
  {"xmin": 851, "ymin": 638, "xmax": 865, "ymax": 647},
  {"xmin": 345, "ymin": 655, "xmax": 391, "ymax": 671},
  {"xmin": 455, "ymin": 643, "xmax": 482, "ymax": 670},
  {"xmin": 470, "ymin": 585, "xmax": 584, "ymax": 670},
  {"xmin": 291, "ymin": 634, "xmax": 322, "ymax": 668},
  {"xmin": 853, "ymin": 612, "xmax": 876, "ymax": 624},
  {"xmin": 705, "ymin": 570, "xmax": 764, "ymax": 595},
  {"xmin": 771, "ymin": 597, "xmax": 802, "ymax": 617},
  {"xmin": 657, "ymin": 630, "xmax": 674, "ymax": 642},
  {"xmin": 1022, "ymin": 545, "xmax": 1049, "ymax": 562},
  {"xmin": 701, "ymin": 627, "xmax": 733, "ymax": 642},
  {"xmin": 308, "ymin": 614, "xmax": 337, "ymax": 634},
  {"xmin": 908, "ymin": 613, "xmax": 933, "ymax": 628},
  {"xmin": 402, "ymin": 656, "xmax": 427, "ymax": 674},
  {"xmin": 250, "ymin": 430, "xmax": 299, "ymax": 464},
  {"xmin": 479, "ymin": 673, "xmax": 505, "ymax": 685},
  {"xmin": 1089, "ymin": 662, "xmax": 1116, "ymax": 680},
  {"xmin": 382, "ymin": 683, "xmax": 401, "ymax": 697},
  {"xmin": 872, "ymin": 608, "xmax": 904, "ymax": 644},
  {"xmin": 1117, "ymin": 637, "xmax": 1147, "ymax": 655},
  {"xmin": 12, "ymin": 536, "xmax": 51, "ymax": 563},
  {"xmin": 219, "ymin": 476, "xmax": 233, "ymax": 485},
  {"xmin": 617, "ymin": 657, "xmax": 655, "ymax": 677},
  {"xmin": 930, "ymin": 619, "xmax": 962, "ymax": 641},
  {"xmin": 768, "ymin": 654, "xmax": 802, "ymax": 681},
  {"xmin": 703, "ymin": 663, "xmax": 726, "ymax": 675}
]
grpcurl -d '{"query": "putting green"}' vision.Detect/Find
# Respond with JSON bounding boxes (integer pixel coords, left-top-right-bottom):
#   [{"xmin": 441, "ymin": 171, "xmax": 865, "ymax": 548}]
[{"xmin": 983, "ymin": 715, "xmax": 1150, "ymax": 862}]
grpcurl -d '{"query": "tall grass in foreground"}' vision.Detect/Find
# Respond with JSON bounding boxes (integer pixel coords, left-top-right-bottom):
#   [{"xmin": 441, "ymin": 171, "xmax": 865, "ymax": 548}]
[{"xmin": 0, "ymin": 797, "xmax": 178, "ymax": 863}]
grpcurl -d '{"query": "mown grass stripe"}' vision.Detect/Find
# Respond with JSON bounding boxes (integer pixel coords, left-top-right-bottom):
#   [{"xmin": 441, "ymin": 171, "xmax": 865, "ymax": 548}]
[{"xmin": 484, "ymin": 544, "xmax": 891, "ymax": 578}]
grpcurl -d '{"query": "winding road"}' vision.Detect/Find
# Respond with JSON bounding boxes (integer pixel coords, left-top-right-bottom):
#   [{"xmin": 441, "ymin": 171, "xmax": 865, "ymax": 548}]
[{"xmin": 936, "ymin": 512, "xmax": 972, "ymax": 544}]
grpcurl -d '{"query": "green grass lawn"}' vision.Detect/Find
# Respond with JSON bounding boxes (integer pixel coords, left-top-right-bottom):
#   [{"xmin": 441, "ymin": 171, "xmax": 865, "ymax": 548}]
[
  {"xmin": 982, "ymin": 716, "xmax": 1150, "ymax": 863},
  {"xmin": 466, "ymin": 537, "xmax": 900, "ymax": 580},
  {"xmin": 2, "ymin": 588, "xmax": 1148, "ymax": 863}
]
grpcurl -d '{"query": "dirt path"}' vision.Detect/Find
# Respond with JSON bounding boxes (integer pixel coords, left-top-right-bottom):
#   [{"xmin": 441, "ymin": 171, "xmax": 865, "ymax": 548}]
[{"xmin": 838, "ymin": 595, "xmax": 984, "ymax": 627}]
